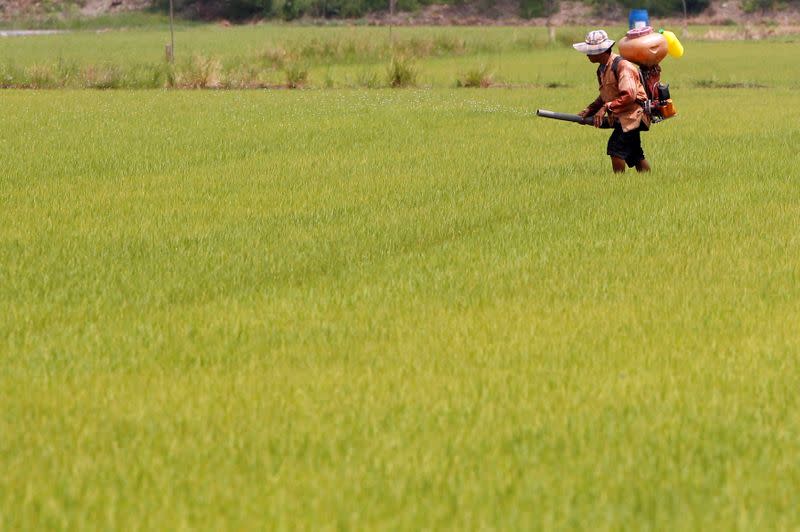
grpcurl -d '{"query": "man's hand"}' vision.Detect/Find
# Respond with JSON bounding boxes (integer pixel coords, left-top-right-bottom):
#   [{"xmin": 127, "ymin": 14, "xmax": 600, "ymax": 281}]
[{"xmin": 592, "ymin": 103, "xmax": 612, "ymax": 128}]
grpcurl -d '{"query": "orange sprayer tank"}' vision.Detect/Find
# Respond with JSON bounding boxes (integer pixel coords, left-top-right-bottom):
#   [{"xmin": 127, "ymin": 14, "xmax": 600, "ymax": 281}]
[{"xmin": 618, "ymin": 27, "xmax": 667, "ymax": 67}]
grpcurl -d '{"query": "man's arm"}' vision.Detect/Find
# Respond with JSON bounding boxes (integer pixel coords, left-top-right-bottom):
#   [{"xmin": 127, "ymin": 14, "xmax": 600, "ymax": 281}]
[
  {"xmin": 578, "ymin": 96, "xmax": 604, "ymax": 118},
  {"xmin": 605, "ymin": 62, "xmax": 640, "ymax": 113}
]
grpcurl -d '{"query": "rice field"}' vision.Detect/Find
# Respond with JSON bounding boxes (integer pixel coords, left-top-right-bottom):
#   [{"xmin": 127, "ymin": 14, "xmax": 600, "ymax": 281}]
[{"xmin": 1, "ymin": 24, "xmax": 800, "ymax": 529}]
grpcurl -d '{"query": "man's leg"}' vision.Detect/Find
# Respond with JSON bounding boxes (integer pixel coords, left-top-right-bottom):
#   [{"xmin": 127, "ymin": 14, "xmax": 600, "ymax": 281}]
[
  {"xmin": 607, "ymin": 125, "xmax": 629, "ymax": 173},
  {"xmin": 629, "ymin": 126, "xmax": 649, "ymax": 172},
  {"xmin": 611, "ymin": 157, "xmax": 626, "ymax": 173}
]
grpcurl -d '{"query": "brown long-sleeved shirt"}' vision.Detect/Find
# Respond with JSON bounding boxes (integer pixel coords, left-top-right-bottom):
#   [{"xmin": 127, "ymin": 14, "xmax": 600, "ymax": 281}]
[{"xmin": 582, "ymin": 53, "xmax": 649, "ymax": 132}]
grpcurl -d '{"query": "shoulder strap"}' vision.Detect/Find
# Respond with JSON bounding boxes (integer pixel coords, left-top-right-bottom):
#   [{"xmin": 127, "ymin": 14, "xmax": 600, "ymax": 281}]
[
  {"xmin": 611, "ymin": 55, "xmax": 624, "ymax": 78},
  {"xmin": 598, "ymin": 56, "xmax": 624, "ymax": 86},
  {"xmin": 612, "ymin": 55, "xmax": 647, "ymax": 94}
]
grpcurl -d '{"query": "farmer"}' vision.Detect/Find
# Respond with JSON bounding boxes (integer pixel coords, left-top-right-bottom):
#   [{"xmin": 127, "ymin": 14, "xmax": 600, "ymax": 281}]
[{"xmin": 574, "ymin": 29, "xmax": 651, "ymax": 173}]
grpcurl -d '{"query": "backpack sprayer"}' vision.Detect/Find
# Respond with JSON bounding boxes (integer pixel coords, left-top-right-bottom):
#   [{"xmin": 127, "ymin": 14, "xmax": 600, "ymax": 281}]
[{"xmin": 538, "ymin": 27, "xmax": 683, "ymax": 126}]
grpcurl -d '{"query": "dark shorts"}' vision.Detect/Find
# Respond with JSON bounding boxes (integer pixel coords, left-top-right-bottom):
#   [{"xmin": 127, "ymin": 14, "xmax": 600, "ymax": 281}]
[{"xmin": 607, "ymin": 123, "xmax": 645, "ymax": 167}]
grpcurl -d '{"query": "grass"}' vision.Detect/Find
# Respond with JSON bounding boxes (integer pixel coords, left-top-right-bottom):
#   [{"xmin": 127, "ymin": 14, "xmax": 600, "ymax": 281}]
[{"xmin": 1, "ymin": 27, "xmax": 800, "ymax": 529}]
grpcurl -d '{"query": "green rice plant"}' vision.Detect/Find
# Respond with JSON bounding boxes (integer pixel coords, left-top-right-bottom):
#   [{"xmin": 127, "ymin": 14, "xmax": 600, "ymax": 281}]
[{"xmin": 386, "ymin": 55, "xmax": 417, "ymax": 88}]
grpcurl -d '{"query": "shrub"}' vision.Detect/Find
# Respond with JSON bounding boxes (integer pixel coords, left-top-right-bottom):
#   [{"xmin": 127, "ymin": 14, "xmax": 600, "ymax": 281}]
[
  {"xmin": 261, "ymin": 46, "xmax": 291, "ymax": 69},
  {"xmin": 82, "ymin": 64, "xmax": 124, "ymax": 89},
  {"xmin": 589, "ymin": 0, "xmax": 709, "ymax": 16},
  {"xmin": 434, "ymin": 35, "xmax": 467, "ymax": 56},
  {"xmin": 386, "ymin": 55, "xmax": 417, "ymax": 88},
  {"xmin": 742, "ymin": 0, "xmax": 774, "ymax": 13},
  {"xmin": 394, "ymin": 37, "xmax": 434, "ymax": 58},
  {"xmin": 284, "ymin": 63, "xmax": 308, "ymax": 88},
  {"xmin": 456, "ymin": 65, "xmax": 493, "ymax": 88},
  {"xmin": 316, "ymin": 0, "xmax": 387, "ymax": 17},
  {"xmin": 356, "ymin": 69, "xmax": 381, "ymax": 88},
  {"xmin": 54, "ymin": 58, "xmax": 80, "ymax": 86},
  {"xmin": 25, "ymin": 64, "xmax": 60, "ymax": 89},
  {"xmin": 519, "ymin": 0, "xmax": 559, "ymax": 18},
  {"xmin": 172, "ymin": 55, "xmax": 222, "ymax": 88},
  {"xmin": 134, "ymin": 63, "xmax": 171, "ymax": 89},
  {"xmin": 151, "ymin": 0, "xmax": 274, "ymax": 20},
  {"xmin": 0, "ymin": 63, "xmax": 23, "ymax": 88},
  {"xmin": 280, "ymin": 0, "xmax": 315, "ymax": 19},
  {"xmin": 223, "ymin": 63, "xmax": 270, "ymax": 89}
]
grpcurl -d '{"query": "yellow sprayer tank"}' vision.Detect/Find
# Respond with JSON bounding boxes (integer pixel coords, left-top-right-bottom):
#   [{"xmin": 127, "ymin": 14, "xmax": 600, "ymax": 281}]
[{"xmin": 661, "ymin": 29, "xmax": 685, "ymax": 57}]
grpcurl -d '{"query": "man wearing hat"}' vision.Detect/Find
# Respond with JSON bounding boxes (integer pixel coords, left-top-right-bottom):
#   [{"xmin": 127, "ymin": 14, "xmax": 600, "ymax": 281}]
[{"xmin": 574, "ymin": 29, "xmax": 651, "ymax": 173}]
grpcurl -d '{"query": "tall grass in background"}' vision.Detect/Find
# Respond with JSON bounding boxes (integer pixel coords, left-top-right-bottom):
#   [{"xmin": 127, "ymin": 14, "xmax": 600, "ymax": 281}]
[
  {"xmin": 0, "ymin": 11, "xmax": 175, "ymax": 30},
  {"xmin": 1, "ymin": 24, "xmax": 799, "ymax": 89},
  {"xmin": 0, "ymin": 25, "xmax": 593, "ymax": 89}
]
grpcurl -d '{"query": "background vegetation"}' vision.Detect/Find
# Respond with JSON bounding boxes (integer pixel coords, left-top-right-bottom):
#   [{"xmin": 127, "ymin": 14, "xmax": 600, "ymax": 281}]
[
  {"xmin": 589, "ymin": 0, "xmax": 711, "ymax": 17},
  {"xmin": 7, "ymin": 0, "xmax": 785, "ymax": 23},
  {"xmin": 2, "ymin": 25, "xmax": 799, "ymax": 89},
  {"xmin": 5, "ymin": 0, "xmax": 800, "ymax": 28},
  {"xmin": 151, "ymin": 0, "xmax": 714, "ymax": 20},
  {"xmin": 146, "ymin": 0, "xmax": 800, "ymax": 20}
]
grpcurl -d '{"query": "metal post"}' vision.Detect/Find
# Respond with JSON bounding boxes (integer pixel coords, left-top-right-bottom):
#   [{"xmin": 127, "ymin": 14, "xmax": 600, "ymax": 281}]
[
  {"xmin": 168, "ymin": 0, "xmax": 175, "ymax": 63},
  {"xmin": 389, "ymin": 0, "xmax": 395, "ymax": 50},
  {"xmin": 681, "ymin": 0, "xmax": 688, "ymax": 37}
]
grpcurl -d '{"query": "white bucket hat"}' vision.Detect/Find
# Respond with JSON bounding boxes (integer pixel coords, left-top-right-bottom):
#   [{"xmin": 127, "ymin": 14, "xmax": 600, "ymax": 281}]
[{"xmin": 573, "ymin": 29, "xmax": 615, "ymax": 55}]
